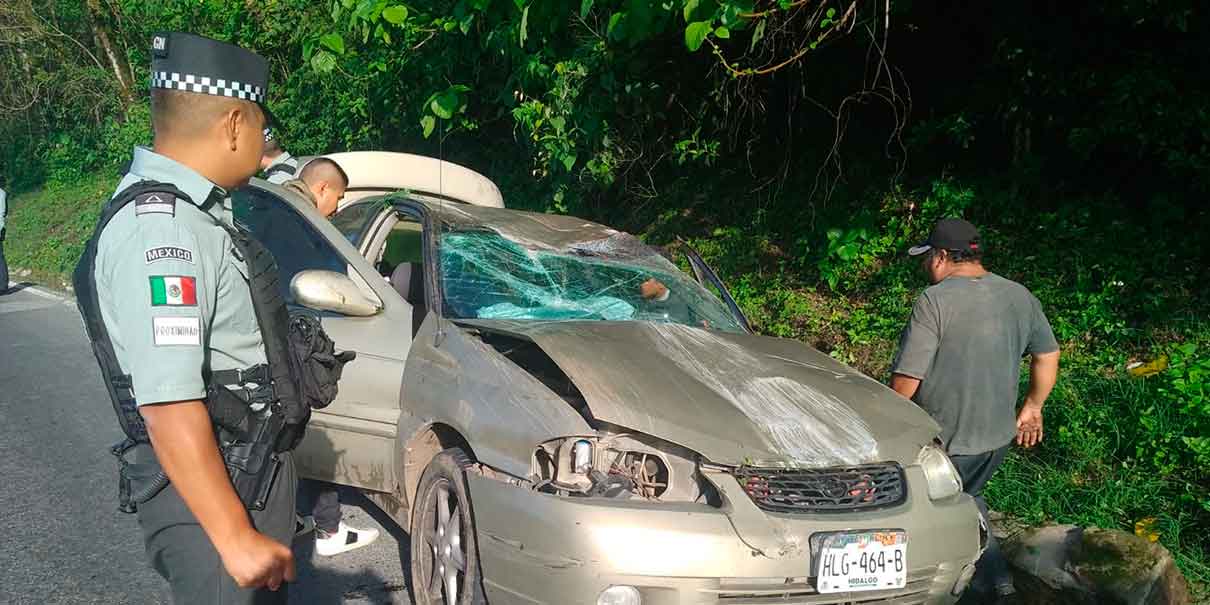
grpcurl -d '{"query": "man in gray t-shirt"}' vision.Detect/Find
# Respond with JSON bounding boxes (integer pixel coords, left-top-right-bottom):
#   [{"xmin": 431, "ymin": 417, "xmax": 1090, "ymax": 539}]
[{"xmin": 891, "ymin": 218, "xmax": 1060, "ymax": 603}]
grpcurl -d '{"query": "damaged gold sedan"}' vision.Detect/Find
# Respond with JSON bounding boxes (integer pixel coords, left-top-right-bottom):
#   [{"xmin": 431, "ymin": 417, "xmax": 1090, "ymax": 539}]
[{"xmin": 236, "ymin": 153, "xmax": 985, "ymax": 605}]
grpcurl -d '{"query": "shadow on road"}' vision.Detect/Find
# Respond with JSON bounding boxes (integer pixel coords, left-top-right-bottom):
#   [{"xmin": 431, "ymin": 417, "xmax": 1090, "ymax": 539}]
[{"xmin": 2, "ymin": 281, "xmax": 37, "ymax": 294}]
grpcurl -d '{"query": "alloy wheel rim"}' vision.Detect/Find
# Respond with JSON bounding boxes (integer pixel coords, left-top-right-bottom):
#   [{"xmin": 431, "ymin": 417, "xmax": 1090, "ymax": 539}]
[{"xmin": 423, "ymin": 478, "xmax": 466, "ymax": 603}]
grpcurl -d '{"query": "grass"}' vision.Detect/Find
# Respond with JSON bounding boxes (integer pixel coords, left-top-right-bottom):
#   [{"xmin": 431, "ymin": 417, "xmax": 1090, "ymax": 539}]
[{"xmin": 5, "ymin": 172, "xmax": 113, "ymax": 289}]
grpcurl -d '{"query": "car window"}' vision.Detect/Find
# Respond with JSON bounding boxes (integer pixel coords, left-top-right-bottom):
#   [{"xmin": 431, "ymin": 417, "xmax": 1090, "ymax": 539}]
[
  {"xmin": 330, "ymin": 199, "xmax": 383, "ymax": 246},
  {"xmin": 234, "ymin": 188, "xmax": 348, "ymax": 303}
]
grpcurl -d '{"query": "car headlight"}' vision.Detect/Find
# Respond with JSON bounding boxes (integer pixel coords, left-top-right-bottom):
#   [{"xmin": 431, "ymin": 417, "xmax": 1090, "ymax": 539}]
[
  {"xmin": 532, "ymin": 434, "xmax": 715, "ymax": 503},
  {"xmin": 916, "ymin": 442, "xmax": 962, "ymax": 500}
]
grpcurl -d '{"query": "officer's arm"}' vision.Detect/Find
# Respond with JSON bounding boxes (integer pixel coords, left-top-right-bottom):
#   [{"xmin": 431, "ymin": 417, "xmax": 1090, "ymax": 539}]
[
  {"xmin": 102, "ymin": 213, "xmax": 292, "ymax": 589},
  {"xmin": 139, "ymin": 401, "xmax": 258, "ymax": 550}
]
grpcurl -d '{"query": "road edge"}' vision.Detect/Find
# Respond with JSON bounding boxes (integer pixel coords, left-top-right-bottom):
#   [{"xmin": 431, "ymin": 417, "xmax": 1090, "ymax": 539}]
[{"xmin": 6, "ymin": 281, "xmax": 73, "ymax": 302}]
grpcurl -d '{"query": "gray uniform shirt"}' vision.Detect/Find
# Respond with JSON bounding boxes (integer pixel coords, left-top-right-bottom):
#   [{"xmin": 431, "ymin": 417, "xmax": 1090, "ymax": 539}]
[
  {"xmin": 0, "ymin": 186, "xmax": 7, "ymax": 231},
  {"xmin": 97, "ymin": 147, "xmax": 267, "ymax": 406},
  {"xmin": 892, "ymin": 272, "xmax": 1058, "ymax": 455},
  {"xmin": 264, "ymin": 152, "xmax": 299, "ymax": 185}
]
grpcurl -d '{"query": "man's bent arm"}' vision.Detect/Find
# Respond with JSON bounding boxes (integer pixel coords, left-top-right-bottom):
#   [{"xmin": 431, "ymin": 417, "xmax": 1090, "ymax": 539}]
[
  {"xmin": 1023, "ymin": 350, "xmax": 1060, "ymax": 409},
  {"xmin": 891, "ymin": 374, "xmax": 921, "ymax": 400},
  {"xmin": 141, "ymin": 401, "xmax": 295, "ymax": 589},
  {"xmin": 1015, "ymin": 350, "xmax": 1060, "ymax": 447}
]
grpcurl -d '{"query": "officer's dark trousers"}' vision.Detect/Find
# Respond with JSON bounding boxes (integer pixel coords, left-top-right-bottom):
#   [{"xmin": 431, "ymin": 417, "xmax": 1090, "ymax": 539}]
[
  {"xmin": 134, "ymin": 444, "xmax": 297, "ymax": 605},
  {"xmin": 950, "ymin": 444, "xmax": 1014, "ymax": 596}
]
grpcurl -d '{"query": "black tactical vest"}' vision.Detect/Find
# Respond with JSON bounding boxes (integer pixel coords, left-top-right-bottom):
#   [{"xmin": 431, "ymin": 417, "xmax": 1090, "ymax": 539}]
[{"xmin": 73, "ymin": 181, "xmax": 347, "ymax": 510}]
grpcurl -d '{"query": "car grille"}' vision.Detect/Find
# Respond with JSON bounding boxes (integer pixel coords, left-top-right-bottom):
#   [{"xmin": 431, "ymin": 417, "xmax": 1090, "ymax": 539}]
[
  {"xmin": 733, "ymin": 463, "xmax": 907, "ymax": 513},
  {"xmin": 707, "ymin": 566, "xmax": 938, "ymax": 604}
]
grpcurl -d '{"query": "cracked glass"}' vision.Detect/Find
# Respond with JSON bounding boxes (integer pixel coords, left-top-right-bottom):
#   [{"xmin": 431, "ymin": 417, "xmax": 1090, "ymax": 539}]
[{"xmin": 439, "ymin": 229, "xmax": 744, "ymax": 332}]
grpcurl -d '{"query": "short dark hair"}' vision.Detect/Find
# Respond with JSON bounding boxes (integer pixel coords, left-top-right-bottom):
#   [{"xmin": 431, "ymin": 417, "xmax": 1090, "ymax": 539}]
[
  {"xmin": 299, "ymin": 157, "xmax": 349, "ymax": 189},
  {"xmin": 934, "ymin": 247, "xmax": 983, "ymax": 264},
  {"xmin": 151, "ymin": 89, "xmax": 257, "ymax": 141}
]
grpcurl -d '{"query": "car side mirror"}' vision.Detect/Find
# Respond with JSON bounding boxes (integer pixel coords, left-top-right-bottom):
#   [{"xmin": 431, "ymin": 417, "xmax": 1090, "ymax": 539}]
[{"xmin": 291, "ymin": 270, "xmax": 382, "ymax": 317}]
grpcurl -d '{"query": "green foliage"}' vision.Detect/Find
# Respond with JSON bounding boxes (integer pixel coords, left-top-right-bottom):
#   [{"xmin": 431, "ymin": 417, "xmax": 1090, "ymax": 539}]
[
  {"xmin": 1159, "ymin": 344, "xmax": 1210, "ymax": 482},
  {"xmin": 42, "ymin": 103, "xmax": 152, "ymax": 189},
  {"xmin": 4, "ymin": 173, "xmax": 112, "ymax": 284}
]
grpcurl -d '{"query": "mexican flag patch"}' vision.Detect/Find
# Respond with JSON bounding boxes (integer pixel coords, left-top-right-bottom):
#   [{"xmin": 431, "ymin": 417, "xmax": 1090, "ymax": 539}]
[{"xmin": 149, "ymin": 275, "xmax": 197, "ymax": 306}]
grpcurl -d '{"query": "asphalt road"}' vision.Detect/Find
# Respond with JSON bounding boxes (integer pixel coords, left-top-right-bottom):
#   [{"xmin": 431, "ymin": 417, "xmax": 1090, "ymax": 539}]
[{"xmin": 0, "ymin": 284, "xmax": 413, "ymax": 604}]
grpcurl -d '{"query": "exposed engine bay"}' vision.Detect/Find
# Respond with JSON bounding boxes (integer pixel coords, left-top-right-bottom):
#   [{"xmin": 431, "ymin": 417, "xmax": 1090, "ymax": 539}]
[
  {"xmin": 531, "ymin": 433, "xmax": 719, "ymax": 505},
  {"xmin": 474, "ymin": 330, "xmax": 720, "ymax": 504}
]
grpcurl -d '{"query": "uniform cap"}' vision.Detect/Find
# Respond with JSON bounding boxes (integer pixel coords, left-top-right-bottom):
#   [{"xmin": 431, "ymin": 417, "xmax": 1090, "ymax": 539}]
[
  {"xmin": 908, "ymin": 218, "xmax": 981, "ymax": 256},
  {"xmin": 149, "ymin": 32, "xmax": 275, "ymax": 123}
]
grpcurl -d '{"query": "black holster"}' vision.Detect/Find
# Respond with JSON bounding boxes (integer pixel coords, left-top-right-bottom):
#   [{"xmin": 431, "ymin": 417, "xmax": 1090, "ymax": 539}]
[{"xmin": 209, "ymin": 380, "xmax": 285, "ymax": 511}]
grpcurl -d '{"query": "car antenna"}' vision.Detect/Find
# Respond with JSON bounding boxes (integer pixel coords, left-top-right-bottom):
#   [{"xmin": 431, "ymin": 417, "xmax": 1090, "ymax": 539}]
[{"xmin": 433, "ymin": 118, "xmax": 447, "ymax": 347}]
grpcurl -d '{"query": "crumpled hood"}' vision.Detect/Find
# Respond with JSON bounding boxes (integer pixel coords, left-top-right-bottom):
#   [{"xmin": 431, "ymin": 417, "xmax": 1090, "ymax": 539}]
[{"xmin": 459, "ymin": 320, "xmax": 940, "ymax": 468}]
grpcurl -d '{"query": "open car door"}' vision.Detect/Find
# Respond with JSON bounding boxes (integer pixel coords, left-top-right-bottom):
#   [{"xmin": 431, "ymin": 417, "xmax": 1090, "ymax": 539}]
[{"xmin": 238, "ymin": 183, "xmax": 409, "ymax": 494}]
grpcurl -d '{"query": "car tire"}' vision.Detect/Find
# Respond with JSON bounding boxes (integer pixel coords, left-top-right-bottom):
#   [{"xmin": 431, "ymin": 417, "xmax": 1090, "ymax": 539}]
[{"xmin": 409, "ymin": 449, "xmax": 487, "ymax": 605}]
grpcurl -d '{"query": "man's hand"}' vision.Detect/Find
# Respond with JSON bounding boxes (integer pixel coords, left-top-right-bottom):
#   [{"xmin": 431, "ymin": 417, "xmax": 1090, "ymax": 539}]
[
  {"xmin": 1016, "ymin": 349, "xmax": 1059, "ymax": 448},
  {"xmin": 218, "ymin": 528, "xmax": 296, "ymax": 590},
  {"xmin": 142, "ymin": 400, "xmax": 294, "ymax": 589},
  {"xmin": 1015, "ymin": 403, "xmax": 1044, "ymax": 447}
]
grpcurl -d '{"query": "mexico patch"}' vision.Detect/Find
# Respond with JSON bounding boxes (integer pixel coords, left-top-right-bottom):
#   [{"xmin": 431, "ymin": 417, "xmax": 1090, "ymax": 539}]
[
  {"xmin": 153, "ymin": 316, "xmax": 201, "ymax": 346},
  {"xmin": 145, "ymin": 246, "xmax": 194, "ymax": 264},
  {"xmin": 134, "ymin": 192, "xmax": 175, "ymax": 217},
  {"xmin": 149, "ymin": 275, "xmax": 197, "ymax": 306}
]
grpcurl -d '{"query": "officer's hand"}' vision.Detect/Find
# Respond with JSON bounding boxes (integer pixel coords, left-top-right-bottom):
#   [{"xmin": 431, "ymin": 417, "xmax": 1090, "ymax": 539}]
[
  {"xmin": 1015, "ymin": 403, "xmax": 1044, "ymax": 448},
  {"xmin": 220, "ymin": 529, "xmax": 296, "ymax": 590}
]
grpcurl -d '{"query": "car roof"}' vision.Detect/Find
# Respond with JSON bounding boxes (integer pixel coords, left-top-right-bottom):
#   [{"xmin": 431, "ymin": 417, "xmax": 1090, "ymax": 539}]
[
  {"xmin": 298, "ymin": 151, "xmax": 505, "ymax": 209},
  {"xmin": 392, "ymin": 198, "xmax": 650, "ymax": 253}
]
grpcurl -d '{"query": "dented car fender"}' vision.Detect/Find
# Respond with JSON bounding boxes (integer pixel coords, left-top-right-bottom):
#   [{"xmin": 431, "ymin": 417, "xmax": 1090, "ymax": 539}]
[{"xmin": 395, "ymin": 314, "xmax": 593, "ymax": 503}]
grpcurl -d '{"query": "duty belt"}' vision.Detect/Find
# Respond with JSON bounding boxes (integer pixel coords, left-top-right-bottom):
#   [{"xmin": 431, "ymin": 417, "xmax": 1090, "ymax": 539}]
[
  {"xmin": 211, "ymin": 364, "xmax": 276, "ymax": 405},
  {"xmin": 111, "ymin": 363, "xmax": 277, "ymax": 514}
]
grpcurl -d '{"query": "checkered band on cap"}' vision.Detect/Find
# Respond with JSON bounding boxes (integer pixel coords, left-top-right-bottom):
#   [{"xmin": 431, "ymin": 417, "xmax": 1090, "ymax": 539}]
[{"xmin": 151, "ymin": 71, "xmax": 264, "ymax": 103}]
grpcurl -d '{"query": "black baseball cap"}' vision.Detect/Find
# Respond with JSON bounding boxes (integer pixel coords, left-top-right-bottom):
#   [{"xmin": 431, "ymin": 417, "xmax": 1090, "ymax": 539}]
[
  {"xmin": 908, "ymin": 218, "xmax": 980, "ymax": 256},
  {"xmin": 149, "ymin": 32, "xmax": 276, "ymax": 125}
]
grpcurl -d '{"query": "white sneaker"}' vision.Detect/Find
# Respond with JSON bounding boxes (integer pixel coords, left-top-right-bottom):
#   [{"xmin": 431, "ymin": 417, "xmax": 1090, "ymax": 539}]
[{"xmin": 315, "ymin": 522, "xmax": 380, "ymax": 556}]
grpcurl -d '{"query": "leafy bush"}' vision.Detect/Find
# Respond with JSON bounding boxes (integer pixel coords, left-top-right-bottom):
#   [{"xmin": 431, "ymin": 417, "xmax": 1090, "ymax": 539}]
[{"xmin": 36, "ymin": 102, "xmax": 152, "ymax": 190}]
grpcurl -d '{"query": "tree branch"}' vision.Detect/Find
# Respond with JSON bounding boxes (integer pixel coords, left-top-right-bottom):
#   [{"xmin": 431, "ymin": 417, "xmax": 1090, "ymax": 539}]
[{"xmin": 708, "ymin": 1, "xmax": 858, "ymax": 77}]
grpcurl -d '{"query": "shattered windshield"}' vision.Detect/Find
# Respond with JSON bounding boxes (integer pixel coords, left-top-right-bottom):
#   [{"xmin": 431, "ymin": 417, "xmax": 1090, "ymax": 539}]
[{"xmin": 439, "ymin": 229, "xmax": 744, "ymax": 332}]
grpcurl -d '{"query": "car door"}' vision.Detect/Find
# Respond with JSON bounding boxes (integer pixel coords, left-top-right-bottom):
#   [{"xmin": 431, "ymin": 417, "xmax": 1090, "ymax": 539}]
[{"xmin": 236, "ymin": 182, "xmax": 411, "ymax": 494}]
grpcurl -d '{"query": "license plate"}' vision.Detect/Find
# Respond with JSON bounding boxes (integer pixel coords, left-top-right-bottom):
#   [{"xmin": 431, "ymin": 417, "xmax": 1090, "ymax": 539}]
[{"xmin": 814, "ymin": 531, "xmax": 908, "ymax": 594}]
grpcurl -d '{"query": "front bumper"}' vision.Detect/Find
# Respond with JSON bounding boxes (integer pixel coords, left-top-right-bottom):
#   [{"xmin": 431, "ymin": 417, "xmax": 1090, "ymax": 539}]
[{"xmin": 468, "ymin": 467, "xmax": 983, "ymax": 605}]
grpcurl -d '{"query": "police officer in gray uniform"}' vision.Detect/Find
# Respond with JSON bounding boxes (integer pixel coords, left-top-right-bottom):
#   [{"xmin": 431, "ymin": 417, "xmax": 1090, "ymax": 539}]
[
  {"xmin": 260, "ymin": 127, "xmax": 299, "ymax": 184},
  {"xmin": 89, "ymin": 33, "xmax": 296, "ymax": 603}
]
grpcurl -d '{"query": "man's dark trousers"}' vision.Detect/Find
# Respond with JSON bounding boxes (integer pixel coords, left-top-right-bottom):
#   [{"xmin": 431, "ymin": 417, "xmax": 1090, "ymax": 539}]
[
  {"xmin": 135, "ymin": 445, "xmax": 297, "ymax": 605},
  {"xmin": 951, "ymin": 444, "xmax": 1014, "ymax": 595},
  {"xmin": 314, "ymin": 485, "xmax": 341, "ymax": 533}
]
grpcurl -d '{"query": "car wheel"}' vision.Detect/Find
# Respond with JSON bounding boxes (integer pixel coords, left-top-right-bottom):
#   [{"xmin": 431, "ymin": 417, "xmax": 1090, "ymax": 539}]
[{"xmin": 410, "ymin": 449, "xmax": 486, "ymax": 605}]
